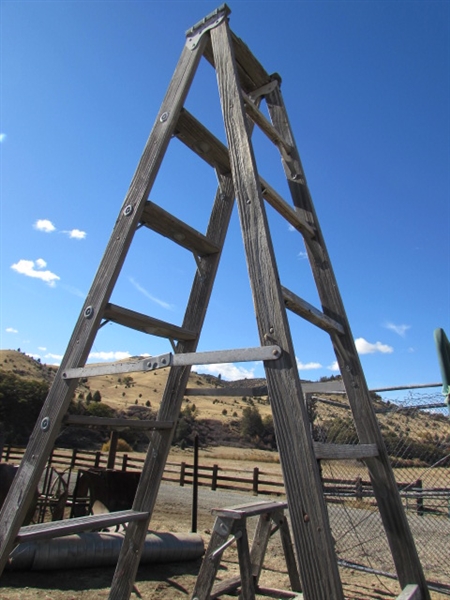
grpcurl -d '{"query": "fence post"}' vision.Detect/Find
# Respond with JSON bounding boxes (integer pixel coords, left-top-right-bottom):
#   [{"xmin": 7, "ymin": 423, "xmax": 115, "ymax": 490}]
[
  {"xmin": 70, "ymin": 449, "xmax": 77, "ymax": 469},
  {"xmin": 94, "ymin": 451, "xmax": 101, "ymax": 468},
  {"xmin": 180, "ymin": 462, "xmax": 186, "ymax": 486},
  {"xmin": 253, "ymin": 466, "xmax": 259, "ymax": 495},
  {"xmin": 355, "ymin": 476, "xmax": 363, "ymax": 500},
  {"xmin": 415, "ymin": 479, "xmax": 424, "ymax": 516},
  {"xmin": 122, "ymin": 454, "xmax": 128, "ymax": 472},
  {"xmin": 212, "ymin": 464, "xmax": 219, "ymax": 491},
  {"xmin": 5, "ymin": 445, "xmax": 11, "ymax": 462}
]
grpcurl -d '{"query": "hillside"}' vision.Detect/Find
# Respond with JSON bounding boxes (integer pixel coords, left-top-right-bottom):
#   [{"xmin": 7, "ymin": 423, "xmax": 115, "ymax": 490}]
[{"xmin": 1, "ymin": 349, "xmax": 449, "ymax": 466}]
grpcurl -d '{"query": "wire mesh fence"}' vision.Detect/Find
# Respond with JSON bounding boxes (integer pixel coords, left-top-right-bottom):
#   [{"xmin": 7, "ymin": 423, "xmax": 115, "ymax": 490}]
[{"xmin": 310, "ymin": 389, "xmax": 450, "ymax": 594}]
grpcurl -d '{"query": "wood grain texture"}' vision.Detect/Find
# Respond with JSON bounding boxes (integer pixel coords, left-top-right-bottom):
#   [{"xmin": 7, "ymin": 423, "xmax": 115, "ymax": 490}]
[
  {"xmin": 0, "ymin": 29, "xmax": 207, "ymax": 583},
  {"xmin": 211, "ymin": 19, "xmax": 345, "ymax": 600},
  {"xmin": 265, "ymin": 79, "xmax": 430, "ymax": 599}
]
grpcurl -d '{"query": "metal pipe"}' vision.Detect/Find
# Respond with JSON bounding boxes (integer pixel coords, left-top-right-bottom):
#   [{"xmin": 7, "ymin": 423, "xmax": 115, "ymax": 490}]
[{"xmin": 7, "ymin": 531, "xmax": 204, "ymax": 571}]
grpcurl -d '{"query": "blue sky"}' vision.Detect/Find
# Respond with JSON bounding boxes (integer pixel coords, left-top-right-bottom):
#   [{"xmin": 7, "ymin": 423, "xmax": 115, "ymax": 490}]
[{"xmin": 1, "ymin": 1, "xmax": 449, "ymax": 397}]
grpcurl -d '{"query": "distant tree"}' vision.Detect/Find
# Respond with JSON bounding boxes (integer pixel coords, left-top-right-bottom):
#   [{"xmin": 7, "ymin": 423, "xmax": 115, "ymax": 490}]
[
  {"xmin": 85, "ymin": 391, "xmax": 93, "ymax": 404},
  {"xmin": 92, "ymin": 390, "xmax": 102, "ymax": 402}
]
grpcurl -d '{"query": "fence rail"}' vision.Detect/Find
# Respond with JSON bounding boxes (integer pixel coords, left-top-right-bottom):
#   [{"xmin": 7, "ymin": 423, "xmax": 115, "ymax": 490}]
[{"xmin": 2, "ymin": 445, "xmax": 449, "ymax": 517}]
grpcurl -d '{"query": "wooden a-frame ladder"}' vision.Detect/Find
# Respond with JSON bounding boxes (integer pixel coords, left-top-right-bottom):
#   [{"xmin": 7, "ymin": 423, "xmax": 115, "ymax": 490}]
[{"xmin": 0, "ymin": 5, "xmax": 430, "ymax": 600}]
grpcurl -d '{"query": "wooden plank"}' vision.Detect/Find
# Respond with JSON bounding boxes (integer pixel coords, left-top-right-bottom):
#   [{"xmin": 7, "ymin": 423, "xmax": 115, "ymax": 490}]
[
  {"xmin": 235, "ymin": 521, "xmax": 255, "ymax": 600},
  {"xmin": 210, "ymin": 18, "xmax": 345, "ymax": 600},
  {"xmin": 109, "ymin": 178, "xmax": 237, "ymax": 597},
  {"xmin": 184, "ymin": 385, "xmax": 268, "ymax": 397},
  {"xmin": 140, "ymin": 200, "xmax": 219, "ymax": 256},
  {"xmin": 63, "ymin": 415, "xmax": 174, "ymax": 430},
  {"xmin": 211, "ymin": 501, "xmax": 288, "ymax": 519},
  {"xmin": 313, "ymin": 442, "xmax": 378, "ymax": 460},
  {"xmin": 396, "ymin": 585, "xmax": 421, "ymax": 600},
  {"xmin": 282, "ymin": 285, "xmax": 345, "ymax": 334},
  {"xmin": 276, "ymin": 513, "xmax": 302, "ymax": 593},
  {"xmin": 16, "ymin": 510, "xmax": 148, "ymax": 543},
  {"xmin": 242, "ymin": 91, "xmax": 292, "ymax": 156},
  {"xmin": 103, "ymin": 303, "xmax": 197, "ymax": 340},
  {"xmin": 265, "ymin": 69, "xmax": 431, "ymax": 600}
]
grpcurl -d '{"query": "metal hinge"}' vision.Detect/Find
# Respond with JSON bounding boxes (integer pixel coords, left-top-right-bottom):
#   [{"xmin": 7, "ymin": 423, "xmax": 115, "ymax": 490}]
[{"xmin": 185, "ymin": 4, "xmax": 231, "ymax": 50}]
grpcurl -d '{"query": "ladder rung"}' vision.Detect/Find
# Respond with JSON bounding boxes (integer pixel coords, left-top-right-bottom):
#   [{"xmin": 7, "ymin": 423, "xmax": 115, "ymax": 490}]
[
  {"xmin": 64, "ymin": 415, "xmax": 174, "ymax": 430},
  {"xmin": 176, "ymin": 109, "xmax": 231, "ymax": 174},
  {"xmin": 16, "ymin": 510, "xmax": 149, "ymax": 543},
  {"xmin": 260, "ymin": 178, "xmax": 316, "ymax": 240},
  {"xmin": 212, "ymin": 501, "xmax": 287, "ymax": 519},
  {"xmin": 140, "ymin": 201, "xmax": 220, "ymax": 256},
  {"xmin": 282, "ymin": 286, "xmax": 345, "ymax": 335},
  {"xmin": 242, "ymin": 91, "xmax": 292, "ymax": 157},
  {"xmin": 103, "ymin": 303, "xmax": 197, "ymax": 341},
  {"xmin": 313, "ymin": 442, "xmax": 378, "ymax": 461},
  {"xmin": 176, "ymin": 110, "xmax": 316, "ymax": 241}
]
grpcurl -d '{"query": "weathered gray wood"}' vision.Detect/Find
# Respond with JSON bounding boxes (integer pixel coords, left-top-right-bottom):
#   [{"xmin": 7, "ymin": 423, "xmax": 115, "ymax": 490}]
[
  {"xmin": 396, "ymin": 585, "xmax": 421, "ymax": 600},
  {"xmin": 63, "ymin": 415, "xmax": 174, "ymax": 430},
  {"xmin": 211, "ymin": 501, "xmax": 288, "ymax": 520},
  {"xmin": 191, "ymin": 516, "xmax": 235, "ymax": 600},
  {"xmin": 235, "ymin": 521, "xmax": 255, "ymax": 600},
  {"xmin": 282, "ymin": 286, "xmax": 345, "ymax": 334},
  {"xmin": 211, "ymin": 19, "xmax": 345, "ymax": 600},
  {"xmin": 17, "ymin": 510, "xmax": 148, "ymax": 543},
  {"xmin": 140, "ymin": 200, "xmax": 220, "ymax": 256},
  {"xmin": 276, "ymin": 513, "xmax": 302, "ymax": 593},
  {"xmin": 104, "ymin": 303, "xmax": 197, "ymax": 340},
  {"xmin": 109, "ymin": 171, "xmax": 236, "ymax": 599},
  {"xmin": 313, "ymin": 442, "xmax": 378, "ymax": 460},
  {"xmin": 242, "ymin": 91, "xmax": 292, "ymax": 156},
  {"xmin": 265, "ymin": 78, "xmax": 430, "ymax": 599},
  {"xmin": 249, "ymin": 509, "xmax": 280, "ymax": 582},
  {"xmin": 0, "ymin": 18, "xmax": 208, "ymax": 582},
  {"xmin": 184, "ymin": 385, "xmax": 268, "ymax": 397},
  {"xmin": 176, "ymin": 109, "xmax": 316, "ymax": 240}
]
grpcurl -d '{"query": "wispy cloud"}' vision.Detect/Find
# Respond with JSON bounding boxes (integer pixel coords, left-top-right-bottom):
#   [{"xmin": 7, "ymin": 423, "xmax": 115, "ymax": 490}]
[
  {"xmin": 11, "ymin": 258, "xmax": 60, "ymax": 287},
  {"xmin": 62, "ymin": 284, "xmax": 85, "ymax": 298},
  {"xmin": 45, "ymin": 352, "xmax": 63, "ymax": 362},
  {"xmin": 297, "ymin": 251, "xmax": 308, "ymax": 260},
  {"xmin": 0, "ymin": 133, "xmax": 6, "ymax": 143},
  {"xmin": 129, "ymin": 277, "xmax": 174, "ymax": 310},
  {"xmin": 63, "ymin": 229, "xmax": 87, "ymax": 240},
  {"xmin": 384, "ymin": 322, "xmax": 411, "ymax": 337},
  {"xmin": 5, "ymin": 327, "xmax": 18, "ymax": 334},
  {"xmin": 34, "ymin": 219, "xmax": 56, "ymax": 233},
  {"xmin": 296, "ymin": 359, "xmax": 322, "ymax": 370},
  {"xmin": 194, "ymin": 363, "xmax": 255, "ymax": 381},
  {"xmin": 355, "ymin": 337, "xmax": 393, "ymax": 355},
  {"xmin": 88, "ymin": 351, "xmax": 132, "ymax": 362},
  {"xmin": 328, "ymin": 360, "xmax": 339, "ymax": 371}
]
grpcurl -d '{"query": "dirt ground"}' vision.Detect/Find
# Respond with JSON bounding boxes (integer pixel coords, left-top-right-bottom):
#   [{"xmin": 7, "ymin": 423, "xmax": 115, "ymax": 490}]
[{"xmin": 1, "ymin": 478, "xmax": 448, "ymax": 600}]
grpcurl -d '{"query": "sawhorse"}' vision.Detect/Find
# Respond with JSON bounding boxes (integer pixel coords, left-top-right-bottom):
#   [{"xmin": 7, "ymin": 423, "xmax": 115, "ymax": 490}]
[{"xmin": 191, "ymin": 500, "xmax": 302, "ymax": 599}]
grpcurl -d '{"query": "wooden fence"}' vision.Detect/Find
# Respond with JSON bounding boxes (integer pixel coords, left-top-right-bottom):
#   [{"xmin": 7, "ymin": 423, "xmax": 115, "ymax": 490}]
[{"xmin": 2, "ymin": 446, "xmax": 449, "ymax": 517}]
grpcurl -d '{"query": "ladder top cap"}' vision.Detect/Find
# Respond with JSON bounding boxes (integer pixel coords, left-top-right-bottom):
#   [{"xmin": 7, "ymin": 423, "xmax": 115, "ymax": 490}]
[{"xmin": 186, "ymin": 3, "xmax": 231, "ymax": 36}]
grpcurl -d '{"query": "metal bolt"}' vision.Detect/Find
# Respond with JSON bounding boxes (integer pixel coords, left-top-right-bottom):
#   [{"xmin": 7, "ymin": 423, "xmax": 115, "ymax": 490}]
[
  {"xmin": 123, "ymin": 204, "xmax": 133, "ymax": 217},
  {"xmin": 84, "ymin": 306, "xmax": 94, "ymax": 319},
  {"xmin": 272, "ymin": 348, "xmax": 280, "ymax": 357},
  {"xmin": 41, "ymin": 417, "xmax": 50, "ymax": 432},
  {"xmin": 160, "ymin": 111, "xmax": 169, "ymax": 123},
  {"xmin": 269, "ymin": 327, "xmax": 274, "ymax": 334}
]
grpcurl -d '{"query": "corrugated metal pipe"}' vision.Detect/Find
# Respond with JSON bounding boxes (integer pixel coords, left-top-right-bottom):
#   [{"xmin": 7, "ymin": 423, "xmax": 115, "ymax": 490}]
[{"xmin": 7, "ymin": 531, "xmax": 204, "ymax": 571}]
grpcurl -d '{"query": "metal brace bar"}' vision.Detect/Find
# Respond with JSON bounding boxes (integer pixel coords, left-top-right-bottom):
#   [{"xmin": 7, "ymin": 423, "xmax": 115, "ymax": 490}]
[
  {"xmin": 185, "ymin": 4, "xmax": 231, "ymax": 50},
  {"xmin": 62, "ymin": 344, "xmax": 282, "ymax": 379}
]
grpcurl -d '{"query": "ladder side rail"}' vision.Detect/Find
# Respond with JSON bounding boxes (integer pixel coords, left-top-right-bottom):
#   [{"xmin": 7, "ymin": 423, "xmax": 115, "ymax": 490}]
[
  {"xmin": 109, "ymin": 173, "xmax": 236, "ymax": 599},
  {"xmin": 0, "ymin": 33, "xmax": 207, "ymax": 578},
  {"xmin": 210, "ymin": 19, "xmax": 344, "ymax": 600},
  {"xmin": 265, "ymin": 82, "xmax": 430, "ymax": 599}
]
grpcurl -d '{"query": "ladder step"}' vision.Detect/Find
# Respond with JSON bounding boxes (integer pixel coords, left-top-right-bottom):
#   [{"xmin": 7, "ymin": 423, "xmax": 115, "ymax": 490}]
[
  {"xmin": 176, "ymin": 109, "xmax": 316, "ymax": 240},
  {"xmin": 313, "ymin": 442, "xmax": 378, "ymax": 461},
  {"xmin": 282, "ymin": 286, "xmax": 345, "ymax": 335},
  {"xmin": 140, "ymin": 201, "xmax": 220, "ymax": 256},
  {"xmin": 185, "ymin": 384, "xmax": 268, "ymax": 397},
  {"xmin": 242, "ymin": 90, "xmax": 292, "ymax": 156},
  {"xmin": 211, "ymin": 501, "xmax": 287, "ymax": 519},
  {"xmin": 16, "ymin": 510, "xmax": 149, "ymax": 543},
  {"xmin": 64, "ymin": 415, "xmax": 174, "ymax": 430},
  {"xmin": 103, "ymin": 303, "xmax": 197, "ymax": 341}
]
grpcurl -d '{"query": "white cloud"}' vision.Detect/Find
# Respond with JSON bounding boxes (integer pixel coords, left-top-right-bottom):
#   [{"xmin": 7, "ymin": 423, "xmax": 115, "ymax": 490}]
[
  {"xmin": 34, "ymin": 219, "xmax": 56, "ymax": 233},
  {"xmin": 64, "ymin": 229, "xmax": 87, "ymax": 240},
  {"xmin": 129, "ymin": 277, "xmax": 174, "ymax": 310},
  {"xmin": 384, "ymin": 322, "xmax": 411, "ymax": 337},
  {"xmin": 355, "ymin": 337, "xmax": 393, "ymax": 355},
  {"xmin": 5, "ymin": 327, "xmax": 18, "ymax": 334},
  {"xmin": 38, "ymin": 346, "xmax": 47, "ymax": 351},
  {"xmin": 45, "ymin": 352, "xmax": 63, "ymax": 361},
  {"xmin": 0, "ymin": 133, "xmax": 6, "ymax": 143},
  {"xmin": 88, "ymin": 351, "xmax": 132, "ymax": 362},
  {"xmin": 328, "ymin": 360, "xmax": 339, "ymax": 371},
  {"xmin": 11, "ymin": 258, "xmax": 60, "ymax": 287},
  {"xmin": 296, "ymin": 359, "xmax": 322, "ymax": 370},
  {"xmin": 194, "ymin": 363, "xmax": 255, "ymax": 381},
  {"xmin": 297, "ymin": 251, "xmax": 308, "ymax": 260}
]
